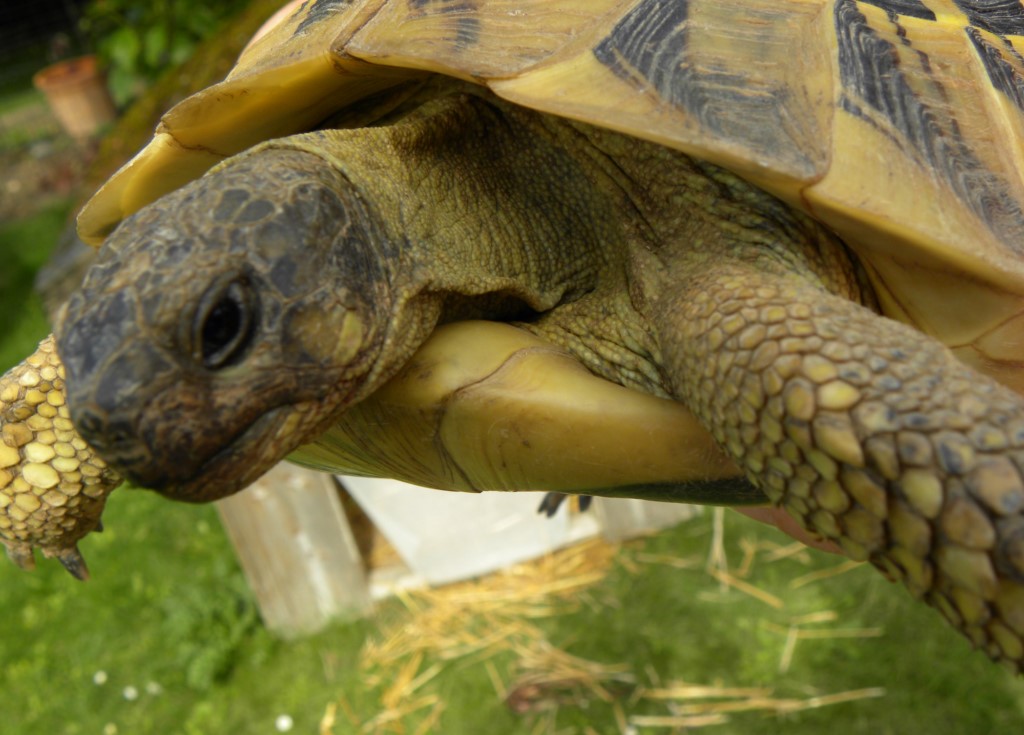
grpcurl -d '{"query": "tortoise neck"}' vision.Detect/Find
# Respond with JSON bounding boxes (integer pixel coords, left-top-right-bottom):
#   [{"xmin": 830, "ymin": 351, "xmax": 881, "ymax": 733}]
[{"xmin": 266, "ymin": 91, "xmax": 630, "ymax": 390}]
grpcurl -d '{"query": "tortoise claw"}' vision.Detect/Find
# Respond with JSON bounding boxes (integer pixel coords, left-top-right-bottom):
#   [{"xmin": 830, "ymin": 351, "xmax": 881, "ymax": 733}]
[
  {"xmin": 537, "ymin": 492, "xmax": 567, "ymax": 517},
  {"xmin": 4, "ymin": 543, "xmax": 37, "ymax": 572},
  {"xmin": 54, "ymin": 546, "xmax": 90, "ymax": 581},
  {"xmin": 3, "ymin": 540, "xmax": 91, "ymax": 580},
  {"xmin": 537, "ymin": 493, "xmax": 592, "ymax": 516}
]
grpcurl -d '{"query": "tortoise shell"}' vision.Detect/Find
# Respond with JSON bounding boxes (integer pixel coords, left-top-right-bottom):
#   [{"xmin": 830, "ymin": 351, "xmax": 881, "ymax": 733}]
[{"xmin": 78, "ymin": 0, "xmax": 1024, "ymax": 395}]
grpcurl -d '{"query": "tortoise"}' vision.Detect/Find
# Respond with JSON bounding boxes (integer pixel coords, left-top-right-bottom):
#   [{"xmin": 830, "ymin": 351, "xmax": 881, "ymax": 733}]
[{"xmin": 3, "ymin": 0, "xmax": 1024, "ymax": 670}]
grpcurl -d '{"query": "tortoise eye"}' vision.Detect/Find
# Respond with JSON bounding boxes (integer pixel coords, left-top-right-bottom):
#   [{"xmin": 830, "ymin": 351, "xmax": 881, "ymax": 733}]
[{"xmin": 195, "ymin": 280, "xmax": 256, "ymax": 369}]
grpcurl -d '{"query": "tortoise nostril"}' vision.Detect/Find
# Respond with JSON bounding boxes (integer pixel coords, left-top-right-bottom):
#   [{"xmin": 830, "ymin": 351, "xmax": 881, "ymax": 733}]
[
  {"xmin": 106, "ymin": 422, "xmax": 133, "ymax": 446},
  {"xmin": 75, "ymin": 409, "xmax": 104, "ymax": 439},
  {"xmin": 73, "ymin": 408, "xmax": 137, "ymax": 452}
]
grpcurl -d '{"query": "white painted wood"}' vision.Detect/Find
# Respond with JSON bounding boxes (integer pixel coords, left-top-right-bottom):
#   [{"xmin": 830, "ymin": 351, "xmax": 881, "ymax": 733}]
[
  {"xmin": 341, "ymin": 477, "xmax": 601, "ymax": 585},
  {"xmin": 591, "ymin": 497, "xmax": 700, "ymax": 542},
  {"xmin": 217, "ymin": 464, "xmax": 701, "ymax": 635},
  {"xmin": 216, "ymin": 463, "xmax": 371, "ymax": 637}
]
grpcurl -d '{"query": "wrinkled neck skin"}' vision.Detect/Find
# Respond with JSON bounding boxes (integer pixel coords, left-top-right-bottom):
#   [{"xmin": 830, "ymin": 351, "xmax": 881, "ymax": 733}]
[
  {"xmin": 513, "ymin": 120, "xmax": 873, "ymax": 397},
  {"xmin": 301, "ymin": 86, "xmax": 870, "ymax": 400},
  {"xmin": 277, "ymin": 90, "xmax": 627, "ymax": 398}
]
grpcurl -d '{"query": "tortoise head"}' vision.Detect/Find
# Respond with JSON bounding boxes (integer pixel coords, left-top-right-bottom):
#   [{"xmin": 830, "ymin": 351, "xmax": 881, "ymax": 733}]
[{"xmin": 57, "ymin": 148, "xmax": 393, "ymax": 501}]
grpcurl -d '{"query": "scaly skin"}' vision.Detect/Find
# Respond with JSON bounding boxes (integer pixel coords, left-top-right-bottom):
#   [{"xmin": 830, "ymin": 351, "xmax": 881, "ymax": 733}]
[
  {"xmin": 0, "ymin": 337, "xmax": 120, "ymax": 578},
  {"xmin": 652, "ymin": 260, "xmax": 1024, "ymax": 669}
]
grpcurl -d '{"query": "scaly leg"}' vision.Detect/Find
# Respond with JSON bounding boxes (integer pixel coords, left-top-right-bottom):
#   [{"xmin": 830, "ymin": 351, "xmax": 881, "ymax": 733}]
[{"xmin": 655, "ymin": 258, "xmax": 1024, "ymax": 669}]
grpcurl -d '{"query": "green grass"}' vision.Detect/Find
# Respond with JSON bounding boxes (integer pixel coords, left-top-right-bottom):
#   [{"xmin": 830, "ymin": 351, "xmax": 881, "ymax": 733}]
[
  {"xmin": 1, "ymin": 206, "xmax": 1024, "ymax": 733},
  {"xmin": 543, "ymin": 520, "xmax": 1024, "ymax": 734},
  {"xmin": 0, "ymin": 199, "xmax": 72, "ymax": 369},
  {"xmin": 0, "ymin": 88, "xmax": 47, "ymax": 117},
  {"xmin": 0, "ymin": 88, "xmax": 62, "ymax": 151},
  {"xmin": 2, "ymin": 500, "xmax": 1024, "ymax": 734}
]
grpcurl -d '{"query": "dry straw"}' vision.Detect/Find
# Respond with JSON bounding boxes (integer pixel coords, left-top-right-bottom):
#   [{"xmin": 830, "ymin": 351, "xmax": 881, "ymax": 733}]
[{"xmin": 323, "ymin": 512, "xmax": 884, "ymax": 733}]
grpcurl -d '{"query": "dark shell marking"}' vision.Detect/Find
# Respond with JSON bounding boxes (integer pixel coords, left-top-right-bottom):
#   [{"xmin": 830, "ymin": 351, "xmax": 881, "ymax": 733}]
[
  {"xmin": 593, "ymin": 0, "xmax": 825, "ymax": 180},
  {"xmin": 294, "ymin": 0, "xmax": 354, "ymax": 36},
  {"xmin": 835, "ymin": 0, "xmax": 1024, "ymax": 250},
  {"xmin": 862, "ymin": 0, "xmax": 936, "ymax": 21},
  {"xmin": 955, "ymin": 0, "xmax": 1024, "ymax": 37}
]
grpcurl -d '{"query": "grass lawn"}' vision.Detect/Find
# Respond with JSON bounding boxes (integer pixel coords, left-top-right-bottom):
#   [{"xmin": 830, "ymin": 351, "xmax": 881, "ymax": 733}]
[
  {"xmin": 0, "ymin": 88, "xmax": 47, "ymax": 117},
  {"xmin": 2, "ymin": 206, "xmax": 1024, "ymax": 734},
  {"xmin": 0, "ymin": 198, "xmax": 71, "ymax": 365},
  {"xmin": 3, "ymin": 495, "xmax": 1024, "ymax": 734}
]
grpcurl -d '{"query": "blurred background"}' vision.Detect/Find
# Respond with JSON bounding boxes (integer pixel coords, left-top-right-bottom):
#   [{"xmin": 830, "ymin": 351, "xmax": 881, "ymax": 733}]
[
  {"xmin": 0, "ymin": 0, "xmax": 251, "ymax": 221},
  {"xmin": 1, "ymin": 2, "xmax": 1024, "ymax": 733}
]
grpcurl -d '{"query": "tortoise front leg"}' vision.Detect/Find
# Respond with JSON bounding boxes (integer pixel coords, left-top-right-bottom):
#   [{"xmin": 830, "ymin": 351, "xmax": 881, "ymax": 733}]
[
  {"xmin": 654, "ymin": 259, "xmax": 1024, "ymax": 669},
  {"xmin": 0, "ymin": 336, "xmax": 121, "ymax": 578}
]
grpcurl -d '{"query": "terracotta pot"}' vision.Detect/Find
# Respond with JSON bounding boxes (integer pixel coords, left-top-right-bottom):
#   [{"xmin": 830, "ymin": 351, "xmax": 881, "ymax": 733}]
[{"xmin": 33, "ymin": 55, "xmax": 116, "ymax": 142}]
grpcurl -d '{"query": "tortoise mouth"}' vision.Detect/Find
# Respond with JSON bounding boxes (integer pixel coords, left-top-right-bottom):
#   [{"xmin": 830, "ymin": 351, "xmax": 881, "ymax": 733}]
[{"xmin": 145, "ymin": 404, "xmax": 300, "ymax": 503}]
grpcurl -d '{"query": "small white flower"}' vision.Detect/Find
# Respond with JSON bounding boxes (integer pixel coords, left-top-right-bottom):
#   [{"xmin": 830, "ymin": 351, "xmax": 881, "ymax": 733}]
[
  {"xmin": 145, "ymin": 681, "xmax": 163, "ymax": 695},
  {"xmin": 92, "ymin": 671, "xmax": 108, "ymax": 686},
  {"xmin": 122, "ymin": 686, "xmax": 139, "ymax": 701},
  {"xmin": 275, "ymin": 714, "xmax": 294, "ymax": 732},
  {"xmin": 103, "ymin": 724, "xmax": 118, "ymax": 735}
]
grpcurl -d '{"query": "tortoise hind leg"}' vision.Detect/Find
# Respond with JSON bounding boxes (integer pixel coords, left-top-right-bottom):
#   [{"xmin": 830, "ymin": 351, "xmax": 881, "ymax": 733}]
[{"xmin": 654, "ymin": 259, "xmax": 1024, "ymax": 670}]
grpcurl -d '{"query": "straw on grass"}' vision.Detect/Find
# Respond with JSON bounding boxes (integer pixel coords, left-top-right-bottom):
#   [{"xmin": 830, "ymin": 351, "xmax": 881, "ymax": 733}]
[
  {"xmin": 789, "ymin": 559, "xmax": 863, "ymax": 589},
  {"xmin": 637, "ymin": 682, "xmax": 886, "ymax": 720},
  {"xmin": 354, "ymin": 509, "xmax": 885, "ymax": 733},
  {"xmin": 359, "ymin": 538, "xmax": 621, "ymax": 731},
  {"xmin": 707, "ymin": 568, "xmax": 785, "ymax": 609}
]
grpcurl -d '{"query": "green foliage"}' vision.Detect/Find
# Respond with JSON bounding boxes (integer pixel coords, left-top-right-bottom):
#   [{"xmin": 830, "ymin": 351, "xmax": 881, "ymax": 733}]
[
  {"xmin": 0, "ymin": 88, "xmax": 47, "ymax": 118},
  {"xmin": 536, "ymin": 519, "xmax": 1024, "ymax": 733},
  {"xmin": 0, "ymin": 123, "xmax": 50, "ymax": 151},
  {"xmin": 1, "ymin": 463, "xmax": 1023, "ymax": 732},
  {"xmin": 0, "ymin": 199, "xmax": 71, "ymax": 369},
  {"xmin": 159, "ymin": 558, "xmax": 264, "ymax": 690},
  {"xmin": 80, "ymin": 0, "xmax": 250, "ymax": 107}
]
